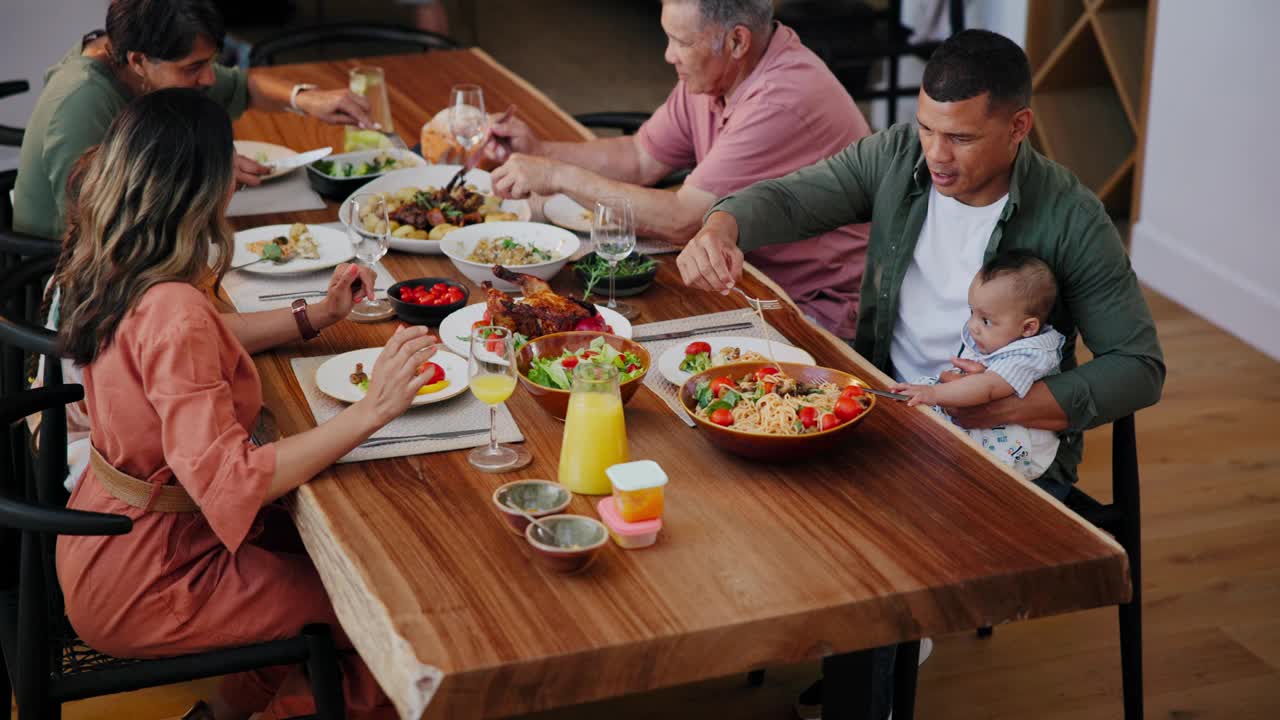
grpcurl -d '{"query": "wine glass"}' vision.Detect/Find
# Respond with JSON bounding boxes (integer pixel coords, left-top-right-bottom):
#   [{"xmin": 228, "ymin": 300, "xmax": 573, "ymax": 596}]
[
  {"xmin": 449, "ymin": 84, "xmax": 488, "ymax": 166},
  {"xmin": 467, "ymin": 326, "xmax": 531, "ymax": 472},
  {"xmin": 592, "ymin": 196, "xmax": 638, "ymax": 320},
  {"xmin": 342, "ymin": 192, "xmax": 393, "ymax": 321}
]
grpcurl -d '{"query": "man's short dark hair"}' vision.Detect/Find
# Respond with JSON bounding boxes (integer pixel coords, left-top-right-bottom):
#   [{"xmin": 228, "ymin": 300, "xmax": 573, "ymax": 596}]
[
  {"xmin": 106, "ymin": 0, "xmax": 225, "ymax": 66},
  {"xmin": 979, "ymin": 249, "xmax": 1057, "ymax": 322},
  {"xmin": 923, "ymin": 29, "xmax": 1031, "ymax": 112}
]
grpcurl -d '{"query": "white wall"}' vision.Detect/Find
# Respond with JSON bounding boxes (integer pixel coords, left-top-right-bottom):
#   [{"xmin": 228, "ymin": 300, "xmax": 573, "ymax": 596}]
[
  {"xmin": 1132, "ymin": 0, "xmax": 1280, "ymax": 360},
  {"xmin": 0, "ymin": 0, "xmax": 107, "ymax": 170}
]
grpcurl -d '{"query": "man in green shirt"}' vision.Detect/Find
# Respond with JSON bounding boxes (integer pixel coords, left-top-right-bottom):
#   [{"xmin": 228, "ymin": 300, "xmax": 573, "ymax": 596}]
[
  {"xmin": 679, "ymin": 29, "xmax": 1163, "ymax": 506},
  {"xmin": 14, "ymin": 0, "xmax": 375, "ymax": 240},
  {"xmin": 680, "ymin": 29, "xmax": 1164, "ymax": 720}
]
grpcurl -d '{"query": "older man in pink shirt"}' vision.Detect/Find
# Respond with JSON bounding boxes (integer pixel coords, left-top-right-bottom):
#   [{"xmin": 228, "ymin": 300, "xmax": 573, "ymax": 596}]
[{"xmin": 489, "ymin": 0, "xmax": 872, "ymax": 337}]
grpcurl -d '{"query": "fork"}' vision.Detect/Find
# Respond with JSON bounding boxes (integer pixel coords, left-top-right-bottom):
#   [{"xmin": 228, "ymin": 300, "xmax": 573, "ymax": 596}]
[
  {"xmin": 258, "ymin": 288, "xmax": 386, "ymax": 301},
  {"xmin": 358, "ymin": 427, "xmax": 487, "ymax": 449},
  {"xmin": 730, "ymin": 286, "xmax": 782, "ymax": 311}
]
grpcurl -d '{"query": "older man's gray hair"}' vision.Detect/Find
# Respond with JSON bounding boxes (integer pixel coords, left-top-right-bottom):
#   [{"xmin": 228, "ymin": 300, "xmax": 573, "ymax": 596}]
[{"xmin": 671, "ymin": 0, "xmax": 774, "ymax": 40}]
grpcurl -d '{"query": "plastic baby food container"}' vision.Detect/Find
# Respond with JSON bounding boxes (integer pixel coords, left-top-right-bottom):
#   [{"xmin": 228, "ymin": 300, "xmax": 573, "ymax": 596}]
[
  {"xmin": 597, "ymin": 497, "xmax": 662, "ymax": 549},
  {"xmin": 605, "ymin": 459, "xmax": 668, "ymax": 523}
]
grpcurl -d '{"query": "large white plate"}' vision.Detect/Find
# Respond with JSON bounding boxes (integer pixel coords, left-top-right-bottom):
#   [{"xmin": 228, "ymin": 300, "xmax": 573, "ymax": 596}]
[
  {"xmin": 233, "ymin": 140, "xmax": 298, "ymax": 181},
  {"xmin": 341, "ymin": 165, "xmax": 531, "ymax": 255},
  {"xmin": 438, "ymin": 302, "xmax": 633, "ymax": 357},
  {"xmin": 231, "ymin": 224, "xmax": 354, "ymax": 275},
  {"xmin": 543, "ymin": 193, "xmax": 593, "ymax": 233},
  {"xmin": 314, "ymin": 348, "xmax": 469, "ymax": 406},
  {"xmin": 656, "ymin": 336, "xmax": 816, "ymax": 386}
]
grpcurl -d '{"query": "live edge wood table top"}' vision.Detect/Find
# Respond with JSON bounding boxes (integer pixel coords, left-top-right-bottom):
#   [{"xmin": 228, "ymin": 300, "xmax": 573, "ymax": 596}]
[{"xmin": 231, "ymin": 50, "xmax": 1129, "ymax": 720}]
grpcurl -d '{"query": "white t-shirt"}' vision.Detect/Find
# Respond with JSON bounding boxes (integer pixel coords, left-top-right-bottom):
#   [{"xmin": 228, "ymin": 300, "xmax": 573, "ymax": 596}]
[{"xmin": 890, "ymin": 187, "xmax": 1009, "ymax": 382}]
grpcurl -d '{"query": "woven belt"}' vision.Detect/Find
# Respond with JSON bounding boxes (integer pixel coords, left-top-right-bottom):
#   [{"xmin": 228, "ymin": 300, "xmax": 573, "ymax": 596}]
[{"xmin": 89, "ymin": 446, "xmax": 200, "ymax": 513}]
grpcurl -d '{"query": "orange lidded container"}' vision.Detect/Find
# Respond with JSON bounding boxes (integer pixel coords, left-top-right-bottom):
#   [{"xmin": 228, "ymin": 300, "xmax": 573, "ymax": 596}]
[{"xmin": 605, "ymin": 459, "xmax": 668, "ymax": 523}]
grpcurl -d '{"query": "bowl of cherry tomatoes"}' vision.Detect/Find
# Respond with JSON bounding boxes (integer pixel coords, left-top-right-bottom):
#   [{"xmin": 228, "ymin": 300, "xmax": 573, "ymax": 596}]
[{"xmin": 387, "ymin": 277, "xmax": 469, "ymax": 325}]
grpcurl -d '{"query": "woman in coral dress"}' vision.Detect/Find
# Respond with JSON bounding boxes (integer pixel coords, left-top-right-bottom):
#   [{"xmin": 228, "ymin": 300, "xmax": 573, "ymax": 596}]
[{"xmin": 54, "ymin": 89, "xmax": 437, "ymax": 719}]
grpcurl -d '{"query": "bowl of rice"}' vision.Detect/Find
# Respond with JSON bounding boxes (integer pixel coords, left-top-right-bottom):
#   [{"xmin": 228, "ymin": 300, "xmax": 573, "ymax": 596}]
[{"xmin": 440, "ymin": 221, "xmax": 580, "ymax": 291}]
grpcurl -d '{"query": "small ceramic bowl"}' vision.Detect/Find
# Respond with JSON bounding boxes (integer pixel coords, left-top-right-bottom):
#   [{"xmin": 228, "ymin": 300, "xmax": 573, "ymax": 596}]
[
  {"xmin": 524, "ymin": 514, "xmax": 609, "ymax": 574},
  {"xmin": 491, "ymin": 480, "xmax": 573, "ymax": 535},
  {"xmin": 386, "ymin": 277, "xmax": 469, "ymax": 326}
]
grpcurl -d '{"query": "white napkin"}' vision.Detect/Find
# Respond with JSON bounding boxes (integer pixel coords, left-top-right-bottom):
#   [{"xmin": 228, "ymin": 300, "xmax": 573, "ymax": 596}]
[
  {"xmin": 226, "ymin": 170, "xmax": 327, "ymax": 217},
  {"xmin": 221, "ymin": 261, "xmax": 397, "ymax": 313}
]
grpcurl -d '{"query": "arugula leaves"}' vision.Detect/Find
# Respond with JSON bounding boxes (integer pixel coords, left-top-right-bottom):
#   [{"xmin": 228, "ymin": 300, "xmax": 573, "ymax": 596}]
[{"xmin": 575, "ymin": 253, "xmax": 657, "ymax": 298}]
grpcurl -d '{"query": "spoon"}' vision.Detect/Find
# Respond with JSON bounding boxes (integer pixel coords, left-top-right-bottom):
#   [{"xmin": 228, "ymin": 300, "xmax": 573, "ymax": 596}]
[{"xmin": 505, "ymin": 501, "xmax": 557, "ymax": 543}]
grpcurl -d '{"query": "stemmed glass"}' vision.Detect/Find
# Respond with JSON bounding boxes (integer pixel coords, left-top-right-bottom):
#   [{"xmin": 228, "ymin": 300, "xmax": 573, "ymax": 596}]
[
  {"xmin": 592, "ymin": 196, "xmax": 638, "ymax": 320},
  {"xmin": 342, "ymin": 192, "xmax": 393, "ymax": 321},
  {"xmin": 467, "ymin": 326, "xmax": 531, "ymax": 472},
  {"xmin": 448, "ymin": 84, "xmax": 488, "ymax": 167}
]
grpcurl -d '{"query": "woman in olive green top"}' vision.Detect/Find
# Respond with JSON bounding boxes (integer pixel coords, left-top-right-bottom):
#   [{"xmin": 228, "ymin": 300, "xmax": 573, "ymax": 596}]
[{"xmin": 14, "ymin": 0, "xmax": 374, "ymax": 240}]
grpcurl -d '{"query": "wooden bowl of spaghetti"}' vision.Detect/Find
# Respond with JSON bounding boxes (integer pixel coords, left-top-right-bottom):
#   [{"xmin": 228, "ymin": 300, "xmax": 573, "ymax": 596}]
[{"xmin": 678, "ymin": 362, "xmax": 877, "ymax": 461}]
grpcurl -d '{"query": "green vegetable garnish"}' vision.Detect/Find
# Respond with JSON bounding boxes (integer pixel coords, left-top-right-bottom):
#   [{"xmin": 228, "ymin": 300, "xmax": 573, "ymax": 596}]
[
  {"xmin": 575, "ymin": 253, "xmax": 657, "ymax": 298},
  {"xmin": 526, "ymin": 336, "xmax": 645, "ymax": 390},
  {"xmin": 260, "ymin": 243, "xmax": 284, "ymax": 262},
  {"xmin": 679, "ymin": 352, "xmax": 711, "ymax": 373}
]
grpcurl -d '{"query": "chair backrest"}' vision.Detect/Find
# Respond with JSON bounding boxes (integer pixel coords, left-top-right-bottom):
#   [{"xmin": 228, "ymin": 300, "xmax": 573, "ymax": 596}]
[
  {"xmin": 249, "ymin": 23, "xmax": 460, "ymax": 67},
  {"xmin": 0, "ymin": 79, "xmax": 27, "ymax": 147}
]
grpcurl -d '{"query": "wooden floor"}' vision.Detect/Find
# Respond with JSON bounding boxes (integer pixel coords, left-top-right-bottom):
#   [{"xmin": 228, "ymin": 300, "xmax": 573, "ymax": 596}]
[{"xmin": 11, "ymin": 285, "xmax": 1280, "ymax": 719}]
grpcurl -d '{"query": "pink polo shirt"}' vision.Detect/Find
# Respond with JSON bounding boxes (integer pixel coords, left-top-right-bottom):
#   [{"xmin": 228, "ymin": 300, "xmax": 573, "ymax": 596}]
[{"xmin": 638, "ymin": 23, "xmax": 871, "ymax": 338}]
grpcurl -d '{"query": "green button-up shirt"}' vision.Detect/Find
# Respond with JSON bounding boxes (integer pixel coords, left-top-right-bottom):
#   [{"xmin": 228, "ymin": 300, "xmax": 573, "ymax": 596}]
[
  {"xmin": 14, "ymin": 41, "xmax": 249, "ymax": 240},
  {"xmin": 711, "ymin": 122, "xmax": 1165, "ymax": 488}
]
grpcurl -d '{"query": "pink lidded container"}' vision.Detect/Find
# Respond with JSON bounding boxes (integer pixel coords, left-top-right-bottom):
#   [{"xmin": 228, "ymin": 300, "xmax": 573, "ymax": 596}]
[{"xmin": 596, "ymin": 497, "xmax": 662, "ymax": 549}]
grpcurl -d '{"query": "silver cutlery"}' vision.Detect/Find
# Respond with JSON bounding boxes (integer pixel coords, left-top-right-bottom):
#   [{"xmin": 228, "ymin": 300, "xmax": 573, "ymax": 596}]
[
  {"xmin": 860, "ymin": 387, "xmax": 910, "ymax": 401},
  {"xmin": 232, "ymin": 257, "xmax": 277, "ymax": 271},
  {"xmin": 358, "ymin": 427, "xmax": 487, "ymax": 449},
  {"xmin": 633, "ymin": 321, "xmax": 754, "ymax": 342},
  {"xmin": 258, "ymin": 288, "xmax": 386, "ymax": 301},
  {"xmin": 266, "ymin": 146, "xmax": 332, "ymax": 172},
  {"xmin": 731, "ymin": 286, "xmax": 782, "ymax": 311}
]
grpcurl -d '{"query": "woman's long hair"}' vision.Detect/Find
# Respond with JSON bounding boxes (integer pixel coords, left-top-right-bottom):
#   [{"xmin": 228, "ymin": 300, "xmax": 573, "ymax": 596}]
[{"xmin": 55, "ymin": 88, "xmax": 235, "ymax": 365}]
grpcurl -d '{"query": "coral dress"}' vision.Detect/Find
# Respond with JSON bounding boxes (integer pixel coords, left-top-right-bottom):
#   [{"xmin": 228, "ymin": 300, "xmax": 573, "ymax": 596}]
[{"xmin": 56, "ymin": 282, "xmax": 393, "ymax": 719}]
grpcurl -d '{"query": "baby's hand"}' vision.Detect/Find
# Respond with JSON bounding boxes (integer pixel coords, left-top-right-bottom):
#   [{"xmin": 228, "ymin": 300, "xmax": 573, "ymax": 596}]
[{"xmin": 888, "ymin": 382, "xmax": 938, "ymax": 407}]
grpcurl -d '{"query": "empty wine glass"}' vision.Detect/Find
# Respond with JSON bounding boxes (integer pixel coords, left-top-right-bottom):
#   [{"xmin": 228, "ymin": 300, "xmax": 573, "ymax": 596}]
[
  {"xmin": 467, "ymin": 326, "xmax": 531, "ymax": 472},
  {"xmin": 449, "ymin": 84, "xmax": 488, "ymax": 165},
  {"xmin": 592, "ymin": 196, "xmax": 638, "ymax": 320},
  {"xmin": 342, "ymin": 192, "xmax": 393, "ymax": 321}
]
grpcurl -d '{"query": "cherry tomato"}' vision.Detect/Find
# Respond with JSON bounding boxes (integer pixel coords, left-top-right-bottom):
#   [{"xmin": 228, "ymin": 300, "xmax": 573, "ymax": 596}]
[
  {"xmin": 685, "ymin": 341, "xmax": 711, "ymax": 356},
  {"xmin": 413, "ymin": 285, "xmax": 426, "ymax": 293},
  {"xmin": 580, "ymin": 350, "xmax": 597, "ymax": 359},
  {"xmin": 709, "ymin": 408, "xmax": 734, "ymax": 426},
  {"xmin": 604, "ymin": 325, "xmax": 614, "ymax": 333},
  {"xmin": 483, "ymin": 309, "xmax": 491, "ymax": 322},
  {"xmin": 819, "ymin": 413, "xmax": 842, "ymax": 431},
  {"xmin": 561, "ymin": 356, "xmax": 580, "ymax": 369},
  {"xmin": 625, "ymin": 363, "xmax": 639, "ymax": 373},
  {"xmin": 472, "ymin": 320, "xmax": 487, "ymax": 330},
  {"xmin": 754, "ymin": 366, "xmax": 780, "ymax": 381},
  {"xmin": 761, "ymin": 381, "xmax": 776, "ymax": 395},
  {"xmin": 798, "ymin": 406, "xmax": 818, "ymax": 428},
  {"xmin": 841, "ymin": 385, "xmax": 866, "ymax": 400},
  {"xmin": 709, "ymin": 376, "xmax": 736, "ymax": 398},
  {"xmin": 415, "ymin": 361, "xmax": 444, "ymax": 384},
  {"xmin": 574, "ymin": 316, "xmax": 606, "ymax": 332},
  {"xmin": 485, "ymin": 337, "xmax": 506, "ymax": 354},
  {"xmin": 834, "ymin": 397, "xmax": 864, "ymax": 422},
  {"xmin": 432, "ymin": 283, "xmax": 449, "ymax": 293}
]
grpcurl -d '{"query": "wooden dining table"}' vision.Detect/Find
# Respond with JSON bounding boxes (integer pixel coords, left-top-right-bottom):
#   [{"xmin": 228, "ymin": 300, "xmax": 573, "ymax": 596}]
[{"xmin": 230, "ymin": 50, "xmax": 1131, "ymax": 720}]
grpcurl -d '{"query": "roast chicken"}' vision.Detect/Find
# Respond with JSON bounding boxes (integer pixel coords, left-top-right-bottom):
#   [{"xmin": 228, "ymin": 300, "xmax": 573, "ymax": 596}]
[{"xmin": 482, "ymin": 265, "xmax": 599, "ymax": 337}]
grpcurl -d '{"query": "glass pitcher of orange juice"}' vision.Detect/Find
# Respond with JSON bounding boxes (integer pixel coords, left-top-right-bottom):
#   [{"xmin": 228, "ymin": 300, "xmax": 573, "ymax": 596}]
[
  {"xmin": 343, "ymin": 66, "xmax": 395, "ymax": 152},
  {"xmin": 559, "ymin": 363, "xmax": 628, "ymax": 495}
]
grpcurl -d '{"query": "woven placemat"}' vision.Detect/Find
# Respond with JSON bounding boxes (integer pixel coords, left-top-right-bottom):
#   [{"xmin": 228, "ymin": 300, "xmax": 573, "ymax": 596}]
[
  {"xmin": 223, "ymin": 261, "xmax": 398, "ymax": 313},
  {"xmin": 634, "ymin": 309, "xmax": 791, "ymax": 425},
  {"xmin": 290, "ymin": 354, "xmax": 523, "ymax": 463}
]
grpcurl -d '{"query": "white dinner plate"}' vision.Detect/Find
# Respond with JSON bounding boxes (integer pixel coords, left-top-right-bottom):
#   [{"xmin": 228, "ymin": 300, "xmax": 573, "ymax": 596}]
[
  {"xmin": 543, "ymin": 193, "xmax": 593, "ymax": 233},
  {"xmin": 438, "ymin": 302, "xmax": 633, "ymax": 357},
  {"xmin": 233, "ymin": 140, "xmax": 298, "ymax": 181},
  {"xmin": 231, "ymin": 224, "xmax": 354, "ymax": 276},
  {"xmin": 314, "ymin": 348, "xmax": 469, "ymax": 406},
  {"xmin": 656, "ymin": 336, "xmax": 816, "ymax": 386},
  {"xmin": 341, "ymin": 165, "xmax": 531, "ymax": 255}
]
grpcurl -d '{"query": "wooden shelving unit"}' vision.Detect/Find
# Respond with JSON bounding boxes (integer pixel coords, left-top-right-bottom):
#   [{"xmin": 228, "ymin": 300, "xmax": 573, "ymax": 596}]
[{"xmin": 1026, "ymin": 0, "xmax": 1157, "ymax": 219}]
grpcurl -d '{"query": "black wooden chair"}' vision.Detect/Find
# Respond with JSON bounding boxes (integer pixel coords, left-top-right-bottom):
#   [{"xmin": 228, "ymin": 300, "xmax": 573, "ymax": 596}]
[
  {"xmin": 777, "ymin": 0, "xmax": 965, "ymax": 126},
  {"xmin": 249, "ymin": 22, "xmax": 460, "ymax": 67},
  {"xmin": 572, "ymin": 112, "xmax": 691, "ymax": 189},
  {"xmin": 2, "ymin": 79, "xmax": 30, "ymax": 232},
  {"xmin": 0, "ymin": 255, "xmax": 348, "ymax": 720},
  {"xmin": 973, "ymin": 414, "xmax": 1144, "ymax": 720}
]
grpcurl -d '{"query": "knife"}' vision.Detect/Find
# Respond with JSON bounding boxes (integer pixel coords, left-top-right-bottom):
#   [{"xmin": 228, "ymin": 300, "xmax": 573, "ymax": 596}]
[
  {"xmin": 633, "ymin": 321, "xmax": 754, "ymax": 343},
  {"xmin": 267, "ymin": 146, "xmax": 333, "ymax": 172},
  {"xmin": 860, "ymin": 387, "xmax": 909, "ymax": 401}
]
